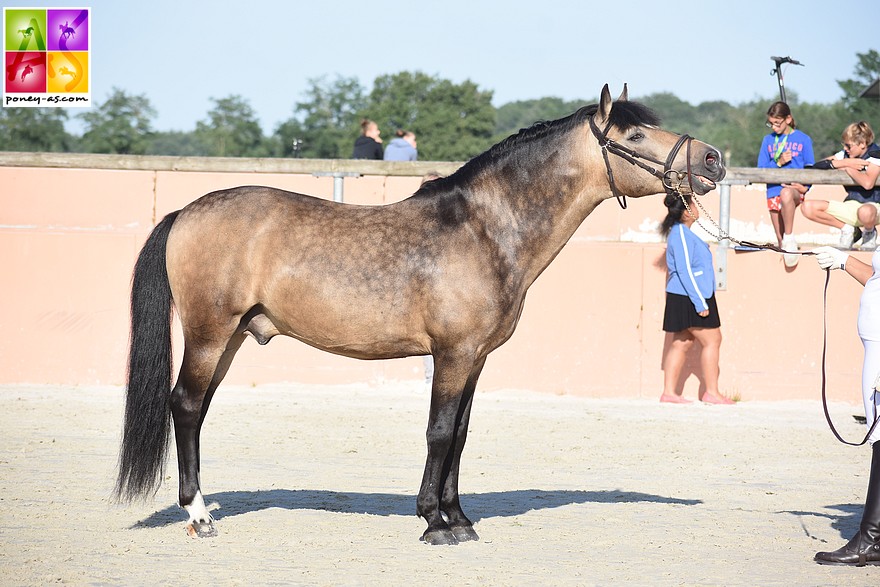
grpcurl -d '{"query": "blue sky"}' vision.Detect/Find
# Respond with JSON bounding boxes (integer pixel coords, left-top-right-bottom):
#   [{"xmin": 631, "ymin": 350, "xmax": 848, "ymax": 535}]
[{"xmin": 8, "ymin": 0, "xmax": 879, "ymax": 132}]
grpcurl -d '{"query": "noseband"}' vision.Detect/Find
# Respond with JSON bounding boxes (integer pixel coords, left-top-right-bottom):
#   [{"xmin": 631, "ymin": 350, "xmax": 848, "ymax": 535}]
[{"xmin": 589, "ymin": 114, "xmax": 693, "ymax": 209}]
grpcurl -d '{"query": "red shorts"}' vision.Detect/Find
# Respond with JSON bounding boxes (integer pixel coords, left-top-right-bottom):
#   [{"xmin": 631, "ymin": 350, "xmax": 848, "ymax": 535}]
[{"xmin": 766, "ymin": 193, "xmax": 806, "ymax": 211}]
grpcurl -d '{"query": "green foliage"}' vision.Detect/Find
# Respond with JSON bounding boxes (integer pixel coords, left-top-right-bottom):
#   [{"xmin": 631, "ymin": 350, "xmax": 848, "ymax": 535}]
[
  {"xmin": 144, "ymin": 130, "xmax": 209, "ymax": 156},
  {"xmin": 4, "ymin": 50, "xmax": 878, "ymax": 166},
  {"xmin": 365, "ymin": 73, "xmax": 496, "ymax": 160},
  {"xmin": 494, "ymin": 96, "xmax": 588, "ymax": 143},
  {"xmin": 0, "ymin": 107, "xmax": 72, "ymax": 152},
  {"xmin": 194, "ymin": 95, "xmax": 266, "ymax": 157},
  {"xmin": 836, "ymin": 49, "xmax": 880, "ymax": 131},
  {"xmin": 796, "ymin": 101, "xmax": 850, "ymax": 159},
  {"xmin": 78, "ymin": 87, "xmax": 155, "ymax": 154},
  {"xmin": 275, "ymin": 75, "xmax": 367, "ymax": 158},
  {"xmin": 639, "ymin": 93, "xmax": 697, "ymax": 134}
]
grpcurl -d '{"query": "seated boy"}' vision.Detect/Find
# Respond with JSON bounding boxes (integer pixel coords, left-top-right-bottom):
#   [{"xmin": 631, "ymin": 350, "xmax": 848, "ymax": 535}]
[{"xmin": 801, "ymin": 121, "xmax": 880, "ymax": 250}]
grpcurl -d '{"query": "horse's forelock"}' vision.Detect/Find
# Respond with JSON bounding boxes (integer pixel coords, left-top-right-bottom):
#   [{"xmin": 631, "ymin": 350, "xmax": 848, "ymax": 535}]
[{"xmin": 587, "ymin": 101, "xmax": 662, "ymax": 131}]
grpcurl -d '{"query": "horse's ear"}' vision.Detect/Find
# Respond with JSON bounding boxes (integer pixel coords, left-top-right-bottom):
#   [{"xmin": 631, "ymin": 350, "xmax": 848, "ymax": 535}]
[
  {"xmin": 597, "ymin": 84, "xmax": 613, "ymax": 125},
  {"xmin": 617, "ymin": 84, "xmax": 628, "ymax": 102}
]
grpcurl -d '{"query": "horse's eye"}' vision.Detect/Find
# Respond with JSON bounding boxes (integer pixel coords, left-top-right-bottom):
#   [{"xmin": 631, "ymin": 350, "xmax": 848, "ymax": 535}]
[{"xmin": 629, "ymin": 132, "xmax": 645, "ymax": 142}]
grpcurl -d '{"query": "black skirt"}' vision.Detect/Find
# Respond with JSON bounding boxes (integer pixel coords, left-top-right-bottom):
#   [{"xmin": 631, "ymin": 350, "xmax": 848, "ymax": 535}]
[{"xmin": 663, "ymin": 292, "xmax": 721, "ymax": 332}]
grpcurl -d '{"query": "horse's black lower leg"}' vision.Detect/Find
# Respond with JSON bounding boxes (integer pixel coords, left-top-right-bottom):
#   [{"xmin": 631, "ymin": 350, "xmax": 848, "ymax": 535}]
[
  {"xmin": 171, "ymin": 333, "xmax": 244, "ymax": 538},
  {"xmin": 439, "ymin": 358, "xmax": 484, "ymax": 542},
  {"xmin": 171, "ymin": 371, "xmax": 216, "ymax": 538},
  {"xmin": 417, "ymin": 355, "xmax": 484, "ymax": 545},
  {"xmin": 417, "ymin": 399, "xmax": 460, "ymax": 545},
  {"xmin": 441, "ymin": 386, "xmax": 479, "ymax": 542}
]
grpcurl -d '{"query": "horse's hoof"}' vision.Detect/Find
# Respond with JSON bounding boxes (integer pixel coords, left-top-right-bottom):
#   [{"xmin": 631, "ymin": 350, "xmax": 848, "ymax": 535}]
[
  {"xmin": 185, "ymin": 520, "xmax": 217, "ymax": 539},
  {"xmin": 421, "ymin": 527, "xmax": 459, "ymax": 546},
  {"xmin": 451, "ymin": 525, "xmax": 479, "ymax": 542}
]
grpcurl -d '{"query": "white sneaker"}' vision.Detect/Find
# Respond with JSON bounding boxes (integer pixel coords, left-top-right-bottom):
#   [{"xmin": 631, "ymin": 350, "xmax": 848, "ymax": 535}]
[
  {"xmin": 782, "ymin": 234, "xmax": 799, "ymax": 267},
  {"xmin": 839, "ymin": 224, "xmax": 856, "ymax": 249},
  {"xmin": 861, "ymin": 229, "xmax": 878, "ymax": 251}
]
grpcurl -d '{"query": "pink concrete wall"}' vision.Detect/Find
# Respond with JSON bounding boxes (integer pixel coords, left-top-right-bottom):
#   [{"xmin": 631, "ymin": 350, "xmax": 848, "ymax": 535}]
[{"xmin": 1, "ymin": 164, "xmax": 867, "ymax": 402}]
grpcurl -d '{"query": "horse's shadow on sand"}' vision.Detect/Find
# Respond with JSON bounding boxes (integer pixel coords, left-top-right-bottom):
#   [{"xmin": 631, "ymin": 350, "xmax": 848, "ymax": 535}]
[{"xmin": 132, "ymin": 488, "xmax": 701, "ymax": 529}]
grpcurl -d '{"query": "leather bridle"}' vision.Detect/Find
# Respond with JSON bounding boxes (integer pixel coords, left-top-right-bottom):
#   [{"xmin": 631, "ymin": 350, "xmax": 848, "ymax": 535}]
[{"xmin": 589, "ymin": 113, "xmax": 694, "ymax": 210}]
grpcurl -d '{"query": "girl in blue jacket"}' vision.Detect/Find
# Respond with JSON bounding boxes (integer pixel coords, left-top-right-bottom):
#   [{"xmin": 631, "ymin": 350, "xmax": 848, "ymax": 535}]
[{"xmin": 659, "ymin": 192, "xmax": 733, "ymax": 405}]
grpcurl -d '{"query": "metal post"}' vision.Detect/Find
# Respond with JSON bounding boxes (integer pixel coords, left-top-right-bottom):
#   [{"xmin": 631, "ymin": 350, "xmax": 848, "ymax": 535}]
[
  {"xmin": 715, "ymin": 183, "xmax": 731, "ymax": 291},
  {"xmin": 714, "ymin": 179, "xmax": 749, "ymax": 291},
  {"xmin": 333, "ymin": 175, "xmax": 344, "ymax": 203},
  {"xmin": 312, "ymin": 172, "xmax": 361, "ymax": 204}
]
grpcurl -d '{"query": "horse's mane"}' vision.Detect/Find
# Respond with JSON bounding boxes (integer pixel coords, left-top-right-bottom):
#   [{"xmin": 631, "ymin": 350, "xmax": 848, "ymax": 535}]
[{"xmin": 414, "ymin": 100, "xmax": 661, "ymax": 198}]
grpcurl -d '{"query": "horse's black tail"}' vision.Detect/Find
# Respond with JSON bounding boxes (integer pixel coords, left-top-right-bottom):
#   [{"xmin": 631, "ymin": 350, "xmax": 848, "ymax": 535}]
[{"xmin": 114, "ymin": 211, "xmax": 180, "ymax": 502}]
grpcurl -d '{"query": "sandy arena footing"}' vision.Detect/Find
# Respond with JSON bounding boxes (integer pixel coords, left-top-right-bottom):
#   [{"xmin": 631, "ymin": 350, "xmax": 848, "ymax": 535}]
[{"xmin": 0, "ymin": 383, "xmax": 876, "ymax": 586}]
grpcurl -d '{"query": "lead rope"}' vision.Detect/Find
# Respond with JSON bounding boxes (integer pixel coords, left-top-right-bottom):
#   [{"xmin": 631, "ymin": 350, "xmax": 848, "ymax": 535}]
[
  {"xmin": 679, "ymin": 192, "xmax": 879, "ymax": 444},
  {"xmin": 820, "ymin": 270, "xmax": 880, "ymax": 446},
  {"xmin": 677, "ymin": 191, "xmax": 816, "ymax": 256}
]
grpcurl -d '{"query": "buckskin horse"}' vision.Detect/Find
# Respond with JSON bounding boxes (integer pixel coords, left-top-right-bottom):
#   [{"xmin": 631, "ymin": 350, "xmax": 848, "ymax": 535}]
[{"xmin": 115, "ymin": 84, "xmax": 725, "ymax": 545}]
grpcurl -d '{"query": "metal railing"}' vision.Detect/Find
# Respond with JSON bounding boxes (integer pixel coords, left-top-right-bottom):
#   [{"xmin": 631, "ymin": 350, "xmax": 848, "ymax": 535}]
[
  {"xmin": 3, "ymin": 151, "xmax": 877, "ymax": 289},
  {"xmin": 714, "ymin": 168, "xmax": 880, "ymax": 289}
]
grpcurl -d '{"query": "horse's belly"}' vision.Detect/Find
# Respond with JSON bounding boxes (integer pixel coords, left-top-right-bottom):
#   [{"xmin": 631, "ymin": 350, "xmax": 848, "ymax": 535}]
[
  {"xmin": 265, "ymin": 295, "xmax": 430, "ymax": 360},
  {"xmin": 286, "ymin": 327, "xmax": 428, "ymax": 360}
]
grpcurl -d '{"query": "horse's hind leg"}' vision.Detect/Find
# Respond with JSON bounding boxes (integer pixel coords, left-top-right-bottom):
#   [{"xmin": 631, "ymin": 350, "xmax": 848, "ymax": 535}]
[{"xmin": 171, "ymin": 331, "xmax": 246, "ymax": 538}]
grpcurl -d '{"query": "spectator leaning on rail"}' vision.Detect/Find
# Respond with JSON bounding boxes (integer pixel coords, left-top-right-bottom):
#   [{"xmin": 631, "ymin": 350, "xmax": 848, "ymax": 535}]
[
  {"xmin": 383, "ymin": 130, "xmax": 418, "ymax": 161},
  {"xmin": 757, "ymin": 101, "xmax": 815, "ymax": 267},
  {"xmin": 801, "ymin": 121, "xmax": 880, "ymax": 251},
  {"xmin": 352, "ymin": 119, "xmax": 384, "ymax": 160}
]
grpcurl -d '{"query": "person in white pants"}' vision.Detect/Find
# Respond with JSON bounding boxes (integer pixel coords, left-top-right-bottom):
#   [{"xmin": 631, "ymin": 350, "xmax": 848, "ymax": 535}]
[{"xmin": 812, "ymin": 246, "xmax": 880, "ymax": 565}]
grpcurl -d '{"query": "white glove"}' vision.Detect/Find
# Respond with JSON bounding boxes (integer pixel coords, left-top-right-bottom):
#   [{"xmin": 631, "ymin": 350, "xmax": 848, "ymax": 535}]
[{"xmin": 811, "ymin": 246, "xmax": 849, "ymax": 271}]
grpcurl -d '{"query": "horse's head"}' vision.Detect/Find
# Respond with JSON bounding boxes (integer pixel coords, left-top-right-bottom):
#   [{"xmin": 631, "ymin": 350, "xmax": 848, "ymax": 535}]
[{"xmin": 589, "ymin": 84, "xmax": 725, "ymax": 204}]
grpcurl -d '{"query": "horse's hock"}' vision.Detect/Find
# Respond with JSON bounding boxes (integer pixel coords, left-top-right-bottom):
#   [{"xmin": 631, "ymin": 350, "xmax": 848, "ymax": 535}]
[{"xmin": 0, "ymin": 152, "xmax": 869, "ymax": 403}]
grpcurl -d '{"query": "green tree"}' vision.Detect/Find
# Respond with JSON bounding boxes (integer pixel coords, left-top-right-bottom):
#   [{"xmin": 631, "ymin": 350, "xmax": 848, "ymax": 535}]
[
  {"xmin": 195, "ymin": 95, "xmax": 266, "ymax": 157},
  {"xmin": 78, "ymin": 87, "xmax": 155, "ymax": 154},
  {"xmin": 366, "ymin": 71, "xmax": 495, "ymax": 160},
  {"xmin": 796, "ymin": 100, "xmax": 851, "ymax": 159},
  {"xmin": 145, "ymin": 130, "xmax": 209, "ymax": 156},
  {"xmin": 494, "ymin": 96, "xmax": 587, "ymax": 142},
  {"xmin": 837, "ymin": 49, "xmax": 880, "ymax": 130},
  {"xmin": 639, "ymin": 92, "xmax": 698, "ymax": 135},
  {"xmin": 274, "ymin": 75, "xmax": 367, "ymax": 158},
  {"xmin": 638, "ymin": 93, "xmax": 760, "ymax": 167},
  {"xmin": 0, "ymin": 107, "xmax": 72, "ymax": 152}
]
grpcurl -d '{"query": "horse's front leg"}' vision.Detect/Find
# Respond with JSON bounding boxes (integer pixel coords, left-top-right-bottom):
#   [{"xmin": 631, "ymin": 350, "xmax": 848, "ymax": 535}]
[
  {"xmin": 439, "ymin": 359, "xmax": 484, "ymax": 542},
  {"xmin": 417, "ymin": 354, "xmax": 484, "ymax": 545}
]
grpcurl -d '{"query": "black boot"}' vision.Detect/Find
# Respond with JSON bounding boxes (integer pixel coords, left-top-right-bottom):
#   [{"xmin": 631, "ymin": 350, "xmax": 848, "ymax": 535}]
[{"xmin": 815, "ymin": 442, "xmax": 880, "ymax": 566}]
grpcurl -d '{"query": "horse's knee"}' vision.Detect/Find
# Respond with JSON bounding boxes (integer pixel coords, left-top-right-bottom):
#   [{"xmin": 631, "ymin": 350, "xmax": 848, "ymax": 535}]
[{"xmin": 425, "ymin": 418, "xmax": 453, "ymax": 441}]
